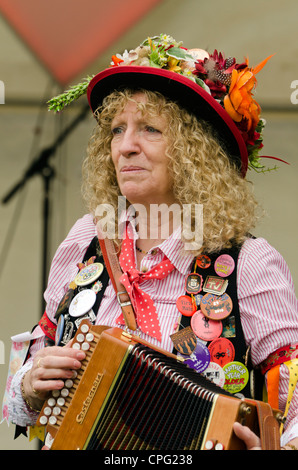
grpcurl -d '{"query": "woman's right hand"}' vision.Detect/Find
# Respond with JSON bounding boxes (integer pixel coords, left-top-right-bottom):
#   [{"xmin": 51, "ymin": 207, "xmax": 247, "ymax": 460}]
[{"xmin": 22, "ymin": 345, "xmax": 86, "ymax": 410}]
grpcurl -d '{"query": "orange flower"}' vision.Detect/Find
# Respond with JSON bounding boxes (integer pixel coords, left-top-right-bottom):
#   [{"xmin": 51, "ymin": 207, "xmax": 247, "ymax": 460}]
[
  {"xmin": 224, "ymin": 55, "xmax": 273, "ymax": 132},
  {"xmin": 110, "ymin": 55, "xmax": 123, "ymax": 67}
]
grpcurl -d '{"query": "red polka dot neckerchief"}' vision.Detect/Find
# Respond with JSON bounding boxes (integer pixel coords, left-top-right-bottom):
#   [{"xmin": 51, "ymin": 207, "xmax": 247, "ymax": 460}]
[{"xmin": 117, "ymin": 223, "xmax": 175, "ymax": 341}]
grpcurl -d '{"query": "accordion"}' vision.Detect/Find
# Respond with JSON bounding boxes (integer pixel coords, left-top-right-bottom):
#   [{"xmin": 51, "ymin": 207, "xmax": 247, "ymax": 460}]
[{"xmin": 37, "ymin": 320, "xmax": 281, "ymax": 450}]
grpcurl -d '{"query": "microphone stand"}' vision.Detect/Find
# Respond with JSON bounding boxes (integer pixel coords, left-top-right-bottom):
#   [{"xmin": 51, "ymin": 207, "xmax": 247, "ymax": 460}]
[{"xmin": 2, "ymin": 104, "xmax": 90, "ymax": 312}]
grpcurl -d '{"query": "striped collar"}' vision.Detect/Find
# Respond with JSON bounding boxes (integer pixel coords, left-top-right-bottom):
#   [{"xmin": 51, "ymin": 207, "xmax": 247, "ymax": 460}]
[{"xmin": 118, "ymin": 209, "xmax": 194, "ymax": 276}]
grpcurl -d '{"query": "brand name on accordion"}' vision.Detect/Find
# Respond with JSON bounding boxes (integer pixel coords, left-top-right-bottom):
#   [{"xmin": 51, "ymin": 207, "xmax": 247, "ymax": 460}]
[{"xmin": 76, "ymin": 373, "xmax": 103, "ymax": 424}]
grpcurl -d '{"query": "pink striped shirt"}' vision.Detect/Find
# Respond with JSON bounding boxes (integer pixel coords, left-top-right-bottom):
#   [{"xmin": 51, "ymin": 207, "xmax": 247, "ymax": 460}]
[{"xmin": 8, "ymin": 213, "xmax": 298, "ymax": 444}]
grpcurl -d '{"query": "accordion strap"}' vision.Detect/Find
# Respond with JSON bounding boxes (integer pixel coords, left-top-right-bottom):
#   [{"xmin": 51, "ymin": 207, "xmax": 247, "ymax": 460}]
[
  {"xmin": 97, "ymin": 233, "xmax": 138, "ymax": 332},
  {"xmin": 247, "ymin": 399, "xmax": 280, "ymax": 450}
]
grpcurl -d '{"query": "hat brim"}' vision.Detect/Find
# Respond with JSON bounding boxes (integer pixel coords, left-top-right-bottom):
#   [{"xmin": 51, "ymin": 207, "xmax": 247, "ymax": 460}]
[{"xmin": 87, "ymin": 66, "xmax": 248, "ymax": 176}]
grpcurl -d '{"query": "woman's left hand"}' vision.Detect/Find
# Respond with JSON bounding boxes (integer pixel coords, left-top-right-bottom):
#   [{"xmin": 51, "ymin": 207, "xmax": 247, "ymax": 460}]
[{"xmin": 233, "ymin": 422, "xmax": 262, "ymax": 450}]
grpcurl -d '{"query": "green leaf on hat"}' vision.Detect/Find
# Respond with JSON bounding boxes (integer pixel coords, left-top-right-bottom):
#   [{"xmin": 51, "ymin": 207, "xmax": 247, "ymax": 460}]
[{"xmin": 166, "ymin": 47, "xmax": 193, "ymax": 61}]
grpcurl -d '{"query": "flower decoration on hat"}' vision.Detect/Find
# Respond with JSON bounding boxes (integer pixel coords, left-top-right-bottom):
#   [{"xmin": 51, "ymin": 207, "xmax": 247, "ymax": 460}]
[{"xmin": 48, "ymin": 34, "xmax": 282, "ymax": 173}]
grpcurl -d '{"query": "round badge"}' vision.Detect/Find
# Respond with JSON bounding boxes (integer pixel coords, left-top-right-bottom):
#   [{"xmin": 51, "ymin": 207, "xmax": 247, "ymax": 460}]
[
  {"xmin": 214, "ymin": 254, "xmax": 235, "ymax": 278},
  {"xmin": 191, "ymin": 310, "xmax": 222, "ymax": 342},
  {"xmin": 196, "ymin": 254, "xmax": 211, "ymax": 269},
  {"xmin": 201, "ymin": 362, "xmax": 225, "ymax": 388},
  {"xmin": 208, "ymin": 338, "xmax": 235, "ymax": 367},
  {"xmin": 201, "ymin": 293, "xmax": 233, "ymax": 321},
  {"xmin": 185, "ymin": 273, "xmax": 203, "ymax": 295},
  {"xmin": 178, "ymin": 341, "xmax": 210, "ymax": 373},
  {"xmin": 176, "ymin": 295, "xmax": 196, "ymax": 317},
  {"xmin": 222, "ymin": 361, "xmax": 249, "ymax": 394},
  {"xmin": 74, "ymin": 262, "xmax": 104, "ymax": 286},
  {"xmin": 69, "ymin": 289, "xmax": 96, "ymax": 318}
]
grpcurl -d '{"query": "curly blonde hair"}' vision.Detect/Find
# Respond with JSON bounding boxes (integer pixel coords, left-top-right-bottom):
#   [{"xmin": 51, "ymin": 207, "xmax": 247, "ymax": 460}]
[{"xmin": 82, "ymin": 89, "xmax": 260, "ymax": 255}]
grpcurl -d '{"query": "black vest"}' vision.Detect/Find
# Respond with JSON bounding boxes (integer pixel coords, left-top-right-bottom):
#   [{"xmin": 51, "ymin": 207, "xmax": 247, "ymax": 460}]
[{"xmin": 178, "ymin": 247, "xmax": 263, "ymax": 399}]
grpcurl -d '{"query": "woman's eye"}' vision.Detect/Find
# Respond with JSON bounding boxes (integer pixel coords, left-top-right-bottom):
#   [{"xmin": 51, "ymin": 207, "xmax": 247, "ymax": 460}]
[
  {"xmin": 145, "ymin": 126, "xmax": 160, "ymax": 133},
  {"xmin": 111, "ymin": 126, "xmax": 123, "ymax": 136}
]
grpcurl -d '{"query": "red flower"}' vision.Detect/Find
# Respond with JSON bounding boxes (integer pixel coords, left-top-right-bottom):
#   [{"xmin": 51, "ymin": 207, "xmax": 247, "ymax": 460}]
[{"xmin": 205, "ymin": 79, "xmax": 227, "ymax": 99}]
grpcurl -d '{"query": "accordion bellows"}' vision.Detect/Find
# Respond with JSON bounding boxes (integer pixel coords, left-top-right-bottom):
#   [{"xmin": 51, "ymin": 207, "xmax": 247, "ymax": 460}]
[{"xmin": 37, "ymin": 321, "xmax": 280, "ymax": 450}]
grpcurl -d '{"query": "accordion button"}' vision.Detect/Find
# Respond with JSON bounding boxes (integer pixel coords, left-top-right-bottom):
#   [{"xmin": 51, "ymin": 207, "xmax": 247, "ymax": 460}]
[
  {"xmin": 44, "ymin": 407, "xmax": 52, "ymax": 416},
  {"xmin": 215, "ymin": 443, "xmax": 224, "ymax": 450},
  {"xmin": 80, "ymin": 324, "xmax": 90, "ymax": 333},
  {"xmin": 47, "ymin": 398, "xmax": 56, "ymax": 407},
  {"xmin": 39, "ymin": 416, "xmax": 48, "ymax": 426},
  {"xmin": 76, "ymin": 333, "xmax": 85, "ymax": 343},
  {"xmin": 52, "ymin": 390, "xmax": 60, "ymax": 398},
  {"xmin": 205, "ymin": 440, "xmax": 215, "ymax": 450},
  {"xmin": 53, "ymin": 406, "xmax": 61, "ymax": 416},
  {"xmin": 61, "ymin": 388, "xmax": 69, "ymax": 397},
  {"xmin": 86, "ymin": 333, "xmax": 94, "ymax": 342},
  {"xmin": 49, "ymin": 416, "xmax": 57, "ymax": 425},
  {"xmin": 72, "ymin": 343, "xmax": 81, "ymax": 350},
  {"xmin": 57, "ymin": 397, "xmax": 65, "ymax": 407},
  {"xmin": 65, "ymin": 379, "xmax": 74, "ymax": 388},
  {"xmin": 82, "ymin": 342, "xmax": 90, "ymax": 351}
]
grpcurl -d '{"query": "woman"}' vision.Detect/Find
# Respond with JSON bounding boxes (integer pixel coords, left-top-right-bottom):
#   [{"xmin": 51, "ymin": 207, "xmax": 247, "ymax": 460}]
[{"xmin": 5, "ymin": 35, "xmax": 298, "ymax": 450}]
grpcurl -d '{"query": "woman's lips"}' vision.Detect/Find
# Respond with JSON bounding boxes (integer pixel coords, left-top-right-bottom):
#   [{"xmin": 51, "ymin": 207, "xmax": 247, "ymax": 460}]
[{"xmin": 120, "ymin": 166, "xmax": 146, "ymax": 172}]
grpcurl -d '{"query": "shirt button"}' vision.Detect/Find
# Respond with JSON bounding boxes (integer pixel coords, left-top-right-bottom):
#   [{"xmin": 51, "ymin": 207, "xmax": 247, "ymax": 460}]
[
  {"xmin": 141, "ymin": 266, "xmax": 148, "ymax": 273},
  {"xmin": 151, "ymin": 249, "xmax": 158, "ymax": 256}
]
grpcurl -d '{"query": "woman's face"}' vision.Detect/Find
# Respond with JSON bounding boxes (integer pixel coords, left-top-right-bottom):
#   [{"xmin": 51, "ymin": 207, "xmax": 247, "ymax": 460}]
[{"xmin": 110, "ymin": 93, "xmax": 176, "ymax": 207}]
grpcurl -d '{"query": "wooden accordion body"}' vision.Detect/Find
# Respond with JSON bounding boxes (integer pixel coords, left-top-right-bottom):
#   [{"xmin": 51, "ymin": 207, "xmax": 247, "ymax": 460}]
[{"xmin": 37, "ymin": 320, "xmax": 281, "ymax": 450}]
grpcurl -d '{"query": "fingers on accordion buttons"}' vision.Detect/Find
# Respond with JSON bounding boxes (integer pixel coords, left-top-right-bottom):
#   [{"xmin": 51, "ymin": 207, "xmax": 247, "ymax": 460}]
[{"xmin": 39, "ymin": 322, "xmax": 95, "ymax": 427}]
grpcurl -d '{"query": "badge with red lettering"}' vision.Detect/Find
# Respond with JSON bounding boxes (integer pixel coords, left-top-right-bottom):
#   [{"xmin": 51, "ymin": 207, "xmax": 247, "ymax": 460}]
[
  {"xmin": 196, "ymin": 254, "xmax": 211, "ymax": 269},
  {"xmin": 203, "ymin": 276, "xmax": 228, "ymax": 295},
  {"xmin": 170, "ymin": 326, "xmax": 197, "ymax": 355},
  {"xmin": 201, "ymin": 293, "xmax": 233, "ymax": 321},
  {"xmin": 208, "ymin": 338, "xmax": 235, "ymax": 367},
  {"xmin": 191, "ymin": 310, "xmax": 222, "ymax": 342},
  {"xmin": 222, "ymin": 361, "xmax": 249, "ymax": 394},
  {"xmin": 185, "ymin": 273, "xmax": 203, "ymax": 295},
  {"xmin": 214, "ymin": 254, "xmax": 235, "ymax": 278},
  {"xmin": 176, "ymin": 295, "xmax": 196, "ymax": 316},
  {"xmin": 177, "ymin": 340, "xmax": 210, "ymax": 373}
]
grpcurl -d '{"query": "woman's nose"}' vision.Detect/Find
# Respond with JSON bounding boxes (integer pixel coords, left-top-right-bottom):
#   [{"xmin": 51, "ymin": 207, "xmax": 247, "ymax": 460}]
[{"xmin": 119, "ymin": 128, "xmax": 140, "ymax": 157}]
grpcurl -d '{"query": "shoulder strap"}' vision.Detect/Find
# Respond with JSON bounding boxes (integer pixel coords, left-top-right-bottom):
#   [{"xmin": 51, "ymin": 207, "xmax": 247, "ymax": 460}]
[{"xmin": 97, "ymin": 234, "xmax": 138, "ymax": 332}]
